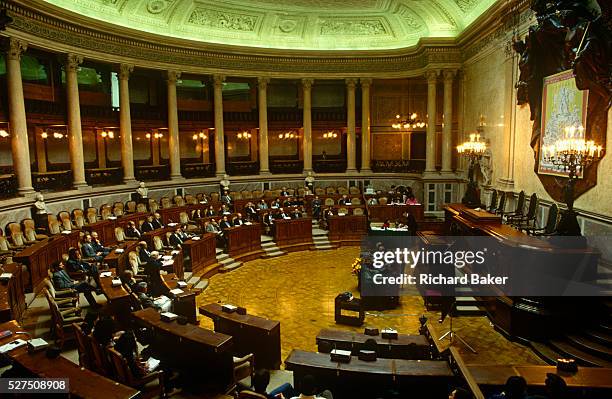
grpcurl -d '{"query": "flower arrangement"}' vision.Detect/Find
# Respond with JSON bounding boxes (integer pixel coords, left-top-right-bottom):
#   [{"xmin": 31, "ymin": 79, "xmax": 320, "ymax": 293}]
[{"xmin": 351, "ymin": 257, "xmax": 362, "ymax": 276}]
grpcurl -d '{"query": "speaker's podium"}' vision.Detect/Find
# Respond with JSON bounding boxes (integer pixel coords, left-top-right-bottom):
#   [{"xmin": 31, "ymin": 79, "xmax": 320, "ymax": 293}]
[{"xmin": 334, "ymin": 293, "xmax": 364, "ymax": 326}]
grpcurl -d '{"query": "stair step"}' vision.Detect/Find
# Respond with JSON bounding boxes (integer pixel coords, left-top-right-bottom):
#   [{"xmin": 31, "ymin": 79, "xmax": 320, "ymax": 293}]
[
  {"xmin": 565, "ymin": 334, "xmax": 612, "ymax": 361},
  {"xmin": 584, "ymin": 328, "xmax": 612, "ymax": 346},
  {"xmin": 220, "ymin": 262, "xmax": 243, "ymax": 272},
  {"xmin": 219, "ymin": 257, "xmax": 236, "ymax": 265},
  {"xmin": 183, "ymin": 271, "xmax": 193, "ymax": 281},
  {"xmin": 530, "ymin": 342, "xmax": 563, "ymax": 366},
  {"xmin": 194, "ymin": 279, "xmax": 209, "ymax": 291},
  {"xmin": 549, "ymin": 339, "xmax": 612, "ymax": 367},
  {"xmin": 216, "ymin": 254, "xmax": 230, "ymax": 261},
  {"xmin": 187, "ymin": 276, "xmax": 200, "ymax": 285},
  {"xmin": 261, "ymin": 242, "xmax": 277, "ymax": 248},
  {"xmin": 314, "ymin": 244, "xmax": 333, "ymax": 250},
  {"xmin": 264, "ymin": 251, "xmax": 286, "ymax": 257},
  {"xmin": 215, "ymin": 248, "xmax": 224, "ymax": 254},
  {"xmin": 455, "ymin": 305, "xmax": 485, "ymax": 316}
]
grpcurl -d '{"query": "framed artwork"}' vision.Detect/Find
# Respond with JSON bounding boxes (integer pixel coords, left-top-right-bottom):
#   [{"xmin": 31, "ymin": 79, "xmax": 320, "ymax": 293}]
[{"xmin": 538, "ymin": 70, "xmax": 589, "ymax": 177}]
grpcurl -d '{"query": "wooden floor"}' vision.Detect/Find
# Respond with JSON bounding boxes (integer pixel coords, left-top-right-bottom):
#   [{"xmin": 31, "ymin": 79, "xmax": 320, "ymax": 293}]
[{"xmin": 197, "ymin": 247, "xmax": 545, "ymax": 366}]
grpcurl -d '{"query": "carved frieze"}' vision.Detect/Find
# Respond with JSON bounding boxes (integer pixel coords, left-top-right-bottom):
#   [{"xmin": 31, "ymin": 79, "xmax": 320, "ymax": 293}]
[
  {"xmin": 319, "ymin": 18, "xmax": 388, "ymax": 36},
  {"xmin": 187, "ymin": 8, "xmax": 259, "ymax": 32}
]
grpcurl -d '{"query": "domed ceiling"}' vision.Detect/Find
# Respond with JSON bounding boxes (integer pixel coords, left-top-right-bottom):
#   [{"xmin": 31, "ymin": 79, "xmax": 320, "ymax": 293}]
[{"xmin": 43, "ymin": 0, "xmax": 498, "ymax": 50}]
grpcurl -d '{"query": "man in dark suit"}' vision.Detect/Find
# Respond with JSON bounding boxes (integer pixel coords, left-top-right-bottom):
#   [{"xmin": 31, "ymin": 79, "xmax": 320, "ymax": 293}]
[
  {"xmin": 338, "ymin": 194, "xmax": 351, "ymax": 205},
  {"xmin": 151, "ymin": 213, "xmax": 164, "ymax": 229},
  {"xmin": 244, "ymin": 202, "xmax": 257, "ymax": 221},
  {"xmin": 169, "ymin": 228, "xmax": 184, "ymax": 248},
  {"xmin": 191, "ymin": 208, "xmax": 203, "ymax": 220},
  {"xmin": 66, "ymin": 247, "xmax": 101, "ymax": 289},
  {"xmin": 312, "ymin": 196, "xmax": 322, "ymax": 220},
  {"xmin": 220, "ymin": 215, "xmax": 233, "ymax": 230},
  {"xmin": 291, "ymin": 209, "xmax": 302, "ymax": 219},
  {"xmin": 124, "ymin": 221, "xmax": 142, "ymax": 239},
  {"xmin": 233, "ymin": 213, "xmax": 245, "ymax": 226},
  {"xmin": 282, "ymin": 197, "xmax": 292, "ymax": 207},
  {"xmin": 140, "ymin": 215, "xmax": 156, "ymax": 233},
  {"xmin": 220, "ymin": 190, "xmax": 232, "ymax": 207},
  {"xmin": 263, "ymin": 213, "xmax": 274, "ymax": 228},
  {"xmin": 280, "ymin": 186, "xmax": 290, "ymax": 197},
  {"xmin": 205, "ymin": 206, "xmax": 216, "ymax": 217},
  {"xmin": 81, "ymin": 234, "xmax": 104, "ymax": 262},
  {"xmin": 138, "ymin": 241, "xmax": 151, "ymax": 264},
  {"xmin": 276, "ymin": 208, "xmax": 289, "ymax": 220},
  {"xmin": 51, "ymin": 261, "xmax": 99, "ymax": 307},
  {"xmin": 90, "ymin": 232, "xmax": 110, "ymax": 256},
  {"xmin": 144, "ymin": 253, "xmax": 171, "ymax": 297}
]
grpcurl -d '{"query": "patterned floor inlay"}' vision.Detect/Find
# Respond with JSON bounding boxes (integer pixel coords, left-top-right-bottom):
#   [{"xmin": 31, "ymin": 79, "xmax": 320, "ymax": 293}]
[{"xmin": 197, "ymin": 247, "xmax": 544, "ymax": 366}]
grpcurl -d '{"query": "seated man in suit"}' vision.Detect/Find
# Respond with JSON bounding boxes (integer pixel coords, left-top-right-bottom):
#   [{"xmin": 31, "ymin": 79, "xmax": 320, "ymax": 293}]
[
  {"xmin": 367, "ymin": 197, "xmax": 378, "ymax": 206},
  {"xmin": 291, "ymin": 209, "xmax": 302, "ymax": 219},
  {"xmin": 178, "ymin": 225, "xmax": 191, "ymax": 241},
  {"xmin": 282, "ymin": 197, "xmax": 292, "ymax": 208},
  {"xmin": 312, "ymin": 196, "xmax": 322, "ymax": 220},
  {"xmin": 143, "ymin": 253, "xmax": 171, "ymax": 297},
  {"xmin": 66, "ymin": 247, "xmax": 102, "ymax": 289},
  {"xmin": 140, "ymin": 215, "xmax": 156, "ymax": 233},
  {"xmin": 279, "ymin": 186, "xmax": 290, "ymax": 197},
  {"xmin": 90, "ymin": 232, "xmax": 111, "ymax": 256},
  {"xmin": 233, "ymin": 213, "xmax": 246, "ymax": 226},
  {"xmin": 270, "ymin": 198, "xmax": 280, "ymax": 209},
  {"xmin": 220, "ymin": 215, "xmax": 233, "ymax": 230},
  {"xmin": 220, "ymin": 189, "xmax": 232, "ymax": 206},
  {"xmin": 258, "ymin": 199, "xmax": 269, "ymax": 210},
  {"xmin": 275, "ymin": 208, "xmax": 290, "ymax": 220},
  {"xmin": 134, "ymin": 281, "xmax": 170, "ymax": 312},
  {"xmin": 191, "ymin": 207, "xmax": 204, "ymax": 220},
  {"xmin": 169, "ymin": 227, "xmax": 184, "ymax": 248},
  {"xmin": 124, "ymin": 221, "xmax": 142, "ymax": 239},
  {"xmin": 199, "ymin": 193, "xmax": 209, "ymax": 204},
  {"xmin": 262, "ymin": 213, "xmax": 274, "ymax": 230},
  {"xmin": 244, "ymin": 202, "xmax": 257, "ymax": 221},
  {"xmin": 51, "ymin": 261, "xmax": 100, "ymax": 307},
  {"xmin": 151, "ymin": 213, "xmax": 164, "ymax": 229},
  {"xmin": 120, "ymin": 270, "xmax": 138, "ymax": 293},
  {"xmin": 219, "ymin": 203, "xmax": 231, "ymax": 215},
  {"xmin": 205, "ymin": 205, "xmax": 216, "ymax": 217},
  {"xmin": 293, "ymin": 195, "xmax": 304, "ymax": 206},
  {"xmin": 205, "ymin": 219, "xmax": 221, "ymax": 235},
  {"xmin": 338, "ymin": 194, "xmax": 351, "ymax": 205},
  {"xmin": 81, "ymin": 234, "xmax": 105, "ymax": 263},
  {"xmin": 138, "ymin": 241, "xmax": 152, "ymax": 264}
]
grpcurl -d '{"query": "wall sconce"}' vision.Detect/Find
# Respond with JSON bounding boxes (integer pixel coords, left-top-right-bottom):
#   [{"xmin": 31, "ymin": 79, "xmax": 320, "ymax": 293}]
[
  {"xmin": 146, "ymin": 132, "xmax": 163, "ymax": 139},
  {"xmin": 322, "ymin": 131, "xmax": 338, "ymax": 139},
  {"xmin": 237, "ymin": 131, "xmax": 252, "ymax": 140},
  {"xmin": 278, "ymin": 131, "xmax": 297, "ymax": 139},
  {"xmin": 0, "ymin": 129, "xmax": 8, "ymax": 138},
  {"xmin": 192, "ymin": 131, "xmax": 208, "ymax": 141},
  {"xmin": 100, "ymin": 130, "xmax": 115, "ymax": 139}
]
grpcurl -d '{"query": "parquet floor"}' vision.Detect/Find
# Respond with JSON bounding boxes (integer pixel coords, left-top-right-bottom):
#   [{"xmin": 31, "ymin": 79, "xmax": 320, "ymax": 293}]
[{"xmin": 197, "ymin": 247, "xmax": 544, "ymax": 366}]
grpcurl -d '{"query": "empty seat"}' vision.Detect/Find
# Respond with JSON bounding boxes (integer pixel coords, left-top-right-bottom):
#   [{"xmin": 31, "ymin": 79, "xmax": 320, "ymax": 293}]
[
  {"xmin": 351, "ymin": 198, "xmax": 361, "ymax": 205},
  {"xmin": 22, "ymin": 218, "xmax": 48, "ymax": 241},
  {"xmin": 210, "ymin": 192, "xmax": 220, "ymax": 202},
  {"xmin": 58, "ymin": 211, "xmax": 73, "ymax": 231},
  {"xmin": 337, "ymin": 187, "xmax": 348, "ymax": 195},
  {"xmin": 148, "ymin": 199, "xmax": 159, "ymax": 213},
  {"xmin": 100, "ymin": 205, "xmax": 113, "ymax": 220},
  {"xmin": 315, "ymin": 188, "xmax": 325, "ymax": 195},
  {"xmin": 47, "ymin": 214, "xmax": 62, "ymax": 234},
  {"xmin": 353, "ymin": 208, "xmax": 364, "ymax": 216},
  {"xmin": 349, "ymin": 186, "xmax": 361, "ymax": 195},
  {"xmin": 86, "ymin": 207, "xmax": 98, "ymax": 224},
  {"xmin": 6, "ymin": 222, "xmax": 27, "ymax": 248},
  {"xmin": 136, "ymin": 203, "xmax": 147, "ymax": 213},
  {"xmin": 173, "ymin": 195, "xmax": 185, "ymax": 207},
  {"xmin": 185, "ymin": 194, "xmax": 197, "ymax": 205},
  {"xmin": 113, "ymin": 202, "xmax": 125, "ymax": 217},
  {"xmin": 115, "ymin": 227, "xmax": 125, "ymax": 243},
  {"xmin": 241, "ymin": 191, "xmax": 253, "ymax": 199},
  {"xmin": 324, "ymin": 198, "xmax": 335, "ymax": 206},
  {"xmin": 325, "ymin": 187, "xmax": 336, "ymax": 195},
  {"xmin": 72, "ymin": 209, "xmax": 86, "ymax": 229},
  {"xmin": 378, "ymin": 197, "xmax": 388, "ymax": 205},
  {"xmin": 252, "ymin": 190, "xmax": 263, "ymax": 198},
  {"xmin": 160, "ymin": 197, "xmax": 172, "ymax": 208},
  {"xmin": 125, "ymin": 200, "xmax": 137, "ymax": 213}
]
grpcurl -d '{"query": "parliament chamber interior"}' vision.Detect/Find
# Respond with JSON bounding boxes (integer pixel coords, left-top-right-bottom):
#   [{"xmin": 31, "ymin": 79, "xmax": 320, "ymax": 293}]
[{"xmin": 0, "ymin": 0, "xmax": 610, "ymax": 398}]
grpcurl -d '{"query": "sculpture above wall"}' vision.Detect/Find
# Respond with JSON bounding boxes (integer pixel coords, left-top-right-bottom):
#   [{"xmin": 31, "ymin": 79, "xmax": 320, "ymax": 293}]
[{"xmin": 514, "ymin": 0, "xmax": 611, "ymax": 202}]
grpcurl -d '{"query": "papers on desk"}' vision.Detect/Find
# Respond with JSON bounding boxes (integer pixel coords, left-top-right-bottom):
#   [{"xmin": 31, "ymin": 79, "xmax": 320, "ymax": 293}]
[
  {"xmin": 171, "ymin": 250, "xmax": 180, "ymax": 256},
  {"xmin": 146, "ymin": 357, "xmax": 161, "ymax": 372},
  {"xmin": 160, "ymin": 312, "xmax": 178, "ymax": 322},
  {"xmin": 0, "ymin": 338, "xmax": 27, "ymax": 354},
  {"xmin": 162, "ymin": 255, "xmax": 173, "ymax": 261},
  {"xmin": 61, "ymin": 230, "xmax": 71, "ymax": 235},
  {"xmin": 283, "ymin": 216, "xmax": 291, "ymax": 220},
  {"xmin": 169, "ymin": 288, "xmax": 184, "ymax": 296},
  {"xmin": 0, "ymin": 272, "xmax": 13, "ymax": 282},
  {"xmin": 177, "ymin": 281, "xmax": 187, "ymax": 288},
  {"xmin": 100, "ymin": 271, "xmax": 112, "ymax": 278},
  {"xmin": 167, "ymin": 222, "xmax": 178, "ymax": 227},
  {"xmin": 111, "ymin": 278, "xmax": 122, "ymax": 287},
  {"xmin": 114, "ymin": 248, "xmax": 124, "ymax": 254},
  {"xmin": 162, "ymin": 260, "xmax": 174, "ymax": 267},
  {"xmin": 223, "ymin": 211, "xmax": 231, "ymax": 215},
  {"xmin": 154, "ymin": 295, "xmax": 171, "ymax": 307},
  {"xmin": 191, "ymin": 236, "xmax": 201, "ymax": 240},
  {"xmin": 337, "ymin": 213, "xmax": 346, "ymax": 216},
  {"xmin": 108, "ymin": 216, "xmax": 117, "ymax": 220},
  {"xmin": 244, "ymin": 222, "xmax": 252, "ymax": 225}
]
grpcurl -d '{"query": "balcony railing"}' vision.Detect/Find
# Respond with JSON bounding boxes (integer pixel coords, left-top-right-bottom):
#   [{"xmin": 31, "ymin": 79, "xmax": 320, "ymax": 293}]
[
  {"xmin": 32, "ymin": 170, "xmax": 73, "ymax": 192},
  {"xmin": 227, "ymin": 161, "xmax": 259, "ymax": 176},
  {"xmin": 135, "ymin": 165, "xmax": 170, "ymax": 181},
  {"xmin": 270, "ymin": 160, "xmax": 303, "ymax": 174},
  {"xmin": 0, "ymin": 174, "xmax": 17, "ymax": 198},
  {"xmin": 86, "ymin": 167, "xmax": 123, "ymax": 186},
  {"xmin": 371, "ymin": 159, "xmax": 425, "ymax": 173},
  {"xmin": 181, "ymin": 163, "xmax": 215, "ymax": 178},
  {"xmin": 313, "ymin": 159, "xmax": 347, "ymax": 173}
]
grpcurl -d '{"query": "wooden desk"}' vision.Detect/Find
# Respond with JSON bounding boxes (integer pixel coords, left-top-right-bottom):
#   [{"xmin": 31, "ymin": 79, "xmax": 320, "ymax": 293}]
[
  {"xmin": 83, "ymin": 219, "xmax": 117, "ymax": 246},
  {"xmin": 366, "ymin": 204, "xmax": 424, "ymax": 222},
  {"xmin": 14, "ymin": 231, "xmax": 80, "ymax": 292},
  {"xmin": 183, "ymin": 234, "xmax": 217, "ymax": 274},
  {"xmin": 132, "ymin": 308, "xmax": 234, "ymax": 392},
  {"xmin": 225, "ymin": 223, "xmax": 262, "ymax": 260},
  {"xmin": 200, "ymin": 303, "xmax": 281, "ymax": 369},
  {"xmin": 104, "ymin": 240, "xmax": 139, "ymax": 274},
  {"xmin": 468, "ymin": 364, "xmax": 612, "ymax": 389},
  {"xmin": 142, "ymin": 227, "xmax": 171, "ymax": 248},
  {"xmin": 115, "ymin": 212, "xmax": 148, "ymax": 229},
  {"xmin": 0, "ymin": 263, "xmax": 26, "ymax": 323},
  {"xmin": 99, "ymin": 273, "xmax": 132, "ymax": 325},
  {"xmin": 273, "ymin": 217, "xmax": 313, "ymax": 251},
  {"xmin": 316, "ymin": 328, "xmax": 430, "ymax": 360},
  {"xmin": 285, "ymin": 349, "xmax": 453, "ymax": 397},
  {"xmin": 0, "ymin": 320, "xmax": 139, "ymax": 399},
  {"xmin": 327, "ymin": 215, "xmax": 367, "ymax": 243}
]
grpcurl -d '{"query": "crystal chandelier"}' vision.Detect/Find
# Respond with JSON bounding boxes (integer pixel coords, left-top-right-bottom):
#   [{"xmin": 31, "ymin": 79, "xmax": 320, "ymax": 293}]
[{"xmin": 392, "ymin": 113, "xmax": 426, "ymax": 130}]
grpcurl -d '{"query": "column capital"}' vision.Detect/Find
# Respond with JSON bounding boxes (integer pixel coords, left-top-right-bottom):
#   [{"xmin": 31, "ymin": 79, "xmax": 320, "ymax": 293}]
[
  {"xmin": 118, "ymin": 64, "xmax": 134, "ymax": 81},
  {"xmin": 213, "ymin": 74, "xmax": 226, "ymax": 88},
  {"xmin": 443, "ymin": 69, "xmax": 457, "ymax": 82},
  {"xmin": 257, "ymin": 77, "xmax": 270, "ymax": 90},
  {"xmin": 301, "ymin": 78, "xmax": 314, "ymax": 89},
  {"xmin": 360, "ymin": 78, "xmax": 373, "ymax": 88},
  {"xmin": 424, "ymin": 70, "xmax": 439, "ymax": 83},
  {"xmin": 6, "ymin": 37, "xmax": 28, "ymax": 61},
  {"xmin": 345, "ymin": 78, "xmax": 358, "ymax": 89},
  {"xmin": 166, "ymin": 70, "xmax": 181, "ymax": 84},
  {"xmin": 64, "ymin": 53, "xmax": 84, "ymax": 72}
]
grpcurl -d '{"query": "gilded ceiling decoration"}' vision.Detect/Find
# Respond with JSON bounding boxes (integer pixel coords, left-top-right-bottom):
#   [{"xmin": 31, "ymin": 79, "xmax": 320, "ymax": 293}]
[{"xmin": 42, "ymin": 0, "xmax": 498, "ymax": 50}]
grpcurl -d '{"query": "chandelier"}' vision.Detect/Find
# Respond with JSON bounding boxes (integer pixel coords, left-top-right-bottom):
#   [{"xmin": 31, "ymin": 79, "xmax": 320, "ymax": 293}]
[
  {"xmin": 457, "ymin": 133, "xmax": 487, "ymax": 159},
  {"xmin": 278, "ymin": 131, "xmax": 297, "ymax": 139},
  {"xmin": 457, "ymin": 131, "xmax": 488, "ymax": 208},
  {"xmin": 146, "ymin": 132, "xmax": 163, "ymax": 139},
  {"xmin": 192, "ymin": 131, "xmax": 208, "ymax": 141},
  {"xmin": 100, "ymin": 129, "xmax": 115, "ymax": 139},
  {"xmin": 237, "ymin": 131, "xmax": 252, "ymax": 140},
  {"xmin": 392, "ymin": 113, "xmax": 426, "ymax": 130},
  {"xmin": 322, "ymin": 130, "xmax": 338, "ymax": 139}
]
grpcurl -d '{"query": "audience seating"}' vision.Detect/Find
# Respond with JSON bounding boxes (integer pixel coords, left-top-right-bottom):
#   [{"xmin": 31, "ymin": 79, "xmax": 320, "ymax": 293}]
[
  {"xmin": 494, "ymin": 191, "xmax": 506, "ymax": 215},
  {"xmin": 73, "ymin": 322, "xmax": 94, "ymax": 369},
  {"xmin": 87, "ymin": 207, "xmax": 99, "ymax": 224},
  {"xmin": 72, "ymin": 209, "xmax": 86, "ymax": 228},
  {"xmin": 59, "ymin": 211, "xmax": 74, "ymax": 231},
  {"xmin": 161, "ymin": 197, "xmax": 172, "ymax": 208},
  {"xmin": 487, "ymin": 190, "xmax": 498, "ymax": 212},
  {"xmin": 136, "ymin": 203, "xmax": 147, "ymax": 213},
  {"xmin": 378, "ymin": 196, "xmax": 388, "ymax": 205},
  {"xmin": 233, "ymin": 353, "xmax": 255, "ymax": 387},
  {"xmin": 509, "ymin": 193, "xmax": 538, "ymax": 228},
  {"xmin": 44, "ymin": 277, "xmax": 79, "ymax": 308},
  {"xmin": 6, "ymin": 222, "xmax": 27, "ymax": 249},
  {"xmin": 185, "ymin": 194, "xmax": 197, "ymax": 205},
  {"xmin": 90, "ymin": 335, "xmax": 114, "ymax": 377},
  {"xmin": 174, "ymin": 195, "xmax": 185, "ymax": 207},
  {"xmin": 349, "ymin": 186, "xmax": 360, "ymax": 195},
  {"xmin": 523, "ymin": 203, "xmax": 559, "ymax": 236},
  {"xmin": 108, "ymin": 347, "xmax": 165, "ymax": 398},
  {"xmin": 101, "ymin": 205, "xmax": 113, "ymax": 220},
  {"xmin": 148, "ymin": 199, "xmax": 159, "ymax": 213},
  {"xmin": 115, "ymin": 227, "xmax": 126, "ymax": 243},
  {"xmin": 126, "ymin": 201, "xmax": 137, "ymax": 213},
  {"xmin": 44, "ymin": 288, "xmax": 83, "ymax": 349},
  {"xmin": 210, "ymin": 192, "xmax": 220, "ymax": 202},
  {"xmin": 113, "ymin": 202, "xmax": 125, "ymax": 217}
]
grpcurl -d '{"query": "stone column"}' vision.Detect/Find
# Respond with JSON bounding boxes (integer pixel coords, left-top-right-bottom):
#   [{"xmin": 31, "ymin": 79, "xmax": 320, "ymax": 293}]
[
  {"xmin": 166, "ymin": 70, "xmax": 182, "ymax": 180},
  {"xmin": 119, "ymin": 64, "xmax": 136, "ymax": 183},
  {"xmin": 213, "ymin": 75, "xmax": 226, "ymax": 177},
  {"xmin": 345, "ymin": 78, "xmax": 357, "ymax": 173},
  {"xmin": 34, "ymin": 126, "xmax": 47, "ymax": 173},
  {"xmin": 302, "ymin": 78, "xmax": 313, "ymax": 173},
  {"xmin": 257, "ymin": 77, "xmax": 270, "ymax": 174},
  {"xmin": 360, "ymin": 78, "xmax": 372, "ymax": 173},
  {"xmin": 6, "ymin": 38, "xmax": 34, "ymax": 195},
  {"xmin": 425, "ymin": 70, "xmax": 438, "ymax": 173},
  {"xmin": 442, "ymin": 70, "xmax": 456, "ymax": 173},
  {"xmin": 64, "ymin": 53, "xmax": 88, "ymax": 189}
]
